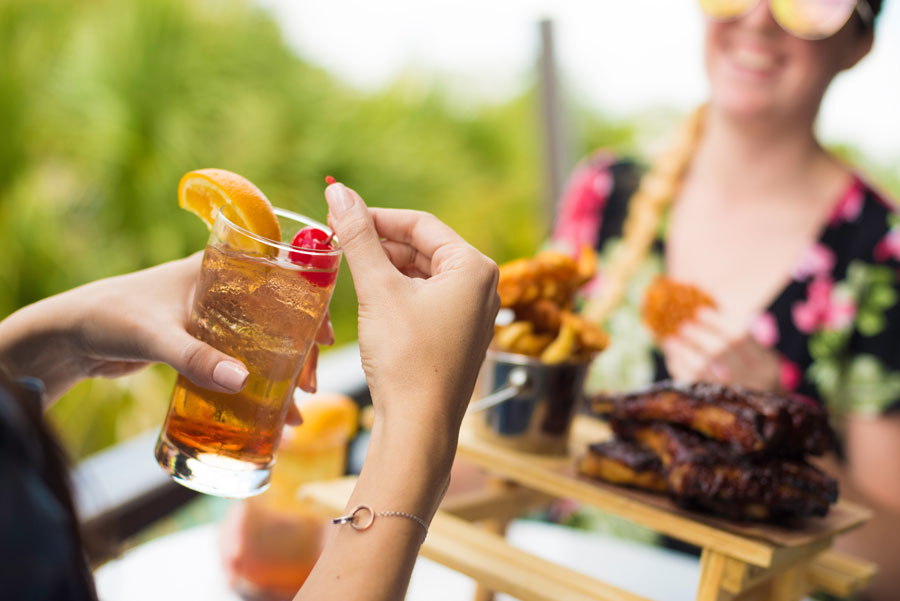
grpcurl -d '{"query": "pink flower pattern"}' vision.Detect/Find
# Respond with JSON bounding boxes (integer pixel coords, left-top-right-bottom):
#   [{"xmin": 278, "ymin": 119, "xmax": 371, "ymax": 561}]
[
  {"xmin": 791, "ymin": 276, "xmax": 857, "ymax": 334},
  {"xmin": 779, "ymin": 358, "xmax": 802, "ymax": 392},
  {"xmin": 874, "ymin": 228, "xmax": 900, "ymax": 263},
  {"xmin": 750, "ymin": 312, "xmax": 779, "ymax": 347},
  {"xmin": 552, "ymin": 156, "xmax": 614, "ymax": 253},
  {"xmin": 793, "ymin": 243, "xmax": 835, "ymax": 280},
  {"xmin": 829, "ymin": 180, "xmax": 864, "ymax": 226}
]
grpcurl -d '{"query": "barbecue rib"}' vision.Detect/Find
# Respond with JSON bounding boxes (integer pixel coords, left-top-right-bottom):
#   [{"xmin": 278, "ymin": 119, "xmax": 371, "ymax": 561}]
[
  {"xmin": 588, "ymin": 381, "xmax": 834, "ymax": 456},
  {"xmin": 577, "ymin": 440, "xmax": 669, "ymax": 493},
  {"xmin": 608, "ymin": 420, "xmax": 838, "ymax": 520}
]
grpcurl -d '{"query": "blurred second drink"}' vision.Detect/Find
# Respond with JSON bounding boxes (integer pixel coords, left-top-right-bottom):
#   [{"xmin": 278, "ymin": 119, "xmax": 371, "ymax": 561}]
[{"xmin": 224, "ymin": 393, "xmax": 360, "ymax": 601}]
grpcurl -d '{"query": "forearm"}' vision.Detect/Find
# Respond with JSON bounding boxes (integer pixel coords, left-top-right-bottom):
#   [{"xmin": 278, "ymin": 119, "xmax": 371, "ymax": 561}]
[
  {"xmin": 292, "ymin": 190, "xmax": 496, "ymax": 600},
  {"xmin": 0, "ymin": 294, "xmax": 83, "ymax": 400},
  {"xmin": 295, "ymin": 413, "xmax": 456, "ymax": 601},
  {"xmin": 845, "ymin": 413, "xmax": 900, "ymax": 513}
]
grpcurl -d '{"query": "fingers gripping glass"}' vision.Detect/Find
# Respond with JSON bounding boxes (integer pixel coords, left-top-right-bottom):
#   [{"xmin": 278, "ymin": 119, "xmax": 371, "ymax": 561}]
[
  {"xmin": 699, "ymin": 0, "xmax": 874, "ymax": 39},
  {"xmin": 154, "ymin": 208, "xmax": 342, "ymax": 498}
]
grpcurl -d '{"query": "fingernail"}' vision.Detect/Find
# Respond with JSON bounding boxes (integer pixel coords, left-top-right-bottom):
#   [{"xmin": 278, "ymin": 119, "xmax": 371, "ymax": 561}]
[
  {"xmin": 325, "ymin": 183, "xmax": 353, "ymax": 217},
  {"xmin": 213, "ymin": 361, "xmax": 249, "ymax": 392}
]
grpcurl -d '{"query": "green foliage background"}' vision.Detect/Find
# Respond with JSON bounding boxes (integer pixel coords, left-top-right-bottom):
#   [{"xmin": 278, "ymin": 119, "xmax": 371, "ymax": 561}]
[{"xmin": 1, "ymin": 0, "xmax": 896, "ymax": 459}]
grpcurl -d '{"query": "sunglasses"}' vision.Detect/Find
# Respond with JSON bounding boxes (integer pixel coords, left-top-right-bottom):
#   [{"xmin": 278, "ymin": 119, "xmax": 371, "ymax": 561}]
[{"xmin": 699, "ymin": 0, "xmax": 874, "ymax": 39}]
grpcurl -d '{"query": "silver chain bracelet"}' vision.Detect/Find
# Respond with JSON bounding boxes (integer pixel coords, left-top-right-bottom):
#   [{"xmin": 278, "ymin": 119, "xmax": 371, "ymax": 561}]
[{"xmin": 333, "ymin": 504, "xmax": 428, "ymax": 541}]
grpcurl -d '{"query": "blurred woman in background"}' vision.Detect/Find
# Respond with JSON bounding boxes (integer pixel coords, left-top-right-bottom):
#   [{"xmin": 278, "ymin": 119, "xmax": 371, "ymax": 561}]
[{"xmin": 552, "ymin": 1, "xmax": 899, "ymax": 598}]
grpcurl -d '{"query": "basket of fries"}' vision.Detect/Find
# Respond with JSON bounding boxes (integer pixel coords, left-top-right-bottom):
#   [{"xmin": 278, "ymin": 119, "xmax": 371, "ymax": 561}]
[{"xmin": 470, "ymin": 247, "xmax": 609, "ymax": 454}]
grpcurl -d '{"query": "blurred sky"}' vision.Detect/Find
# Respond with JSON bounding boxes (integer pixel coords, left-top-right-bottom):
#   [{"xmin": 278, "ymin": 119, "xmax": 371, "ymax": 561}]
[{"xmin": 258, "ymin": 0, "xmax": 900, "ymax": 163}]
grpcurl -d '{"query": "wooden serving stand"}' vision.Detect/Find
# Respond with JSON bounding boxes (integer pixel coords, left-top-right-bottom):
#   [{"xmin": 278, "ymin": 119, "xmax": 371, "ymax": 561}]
[{"xmin": 301, "ymin": 415, "xmax": 876, "ymax": 601}]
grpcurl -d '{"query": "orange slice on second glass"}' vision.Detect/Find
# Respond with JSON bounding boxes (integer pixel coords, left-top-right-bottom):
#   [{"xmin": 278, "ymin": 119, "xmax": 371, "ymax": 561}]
[{"xmin": 178, "ymin": 168, "xmax": 281, "ymax": 244}]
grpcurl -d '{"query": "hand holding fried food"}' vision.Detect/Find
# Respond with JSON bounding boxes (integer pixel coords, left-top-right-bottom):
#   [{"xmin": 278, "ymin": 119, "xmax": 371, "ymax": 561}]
[
  {"xmin": 493, "ymin": 246, "xmax": 608, "ymax": 363},
  {"xmin": 642, "ymin": 276, "xmax": 716, "ymax": 338}
]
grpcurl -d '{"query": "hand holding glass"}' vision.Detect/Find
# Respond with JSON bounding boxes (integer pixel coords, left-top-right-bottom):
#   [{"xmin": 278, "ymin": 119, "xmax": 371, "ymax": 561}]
[{"xmin": 155, "ymin": 207, "xmax": 341, "ymax": 498}]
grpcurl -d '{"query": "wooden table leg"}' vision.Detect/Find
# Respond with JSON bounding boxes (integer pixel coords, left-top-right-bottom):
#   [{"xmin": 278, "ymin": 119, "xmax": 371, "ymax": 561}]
[
  {"xmin": 472, "ymin": 478, "xmax": 529, "ymax": 601},
  {"xmin": 766, "ymin": 564, "xmax": 809, "ymax": 601},
  {"xmin": 472, "ymin": 516, "xmax": 513, "ymax": 601},
  {"xmin": 698, "ymin": 552, "xmax": 814, "ymax": 601},
  {"xmin": 696, "ymin": 549, "xmax": 728, "ymax": 601}
]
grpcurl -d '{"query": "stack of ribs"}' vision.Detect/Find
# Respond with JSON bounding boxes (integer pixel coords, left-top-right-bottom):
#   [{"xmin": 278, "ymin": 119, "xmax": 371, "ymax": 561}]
[{"xmin": 578, "ymin": 381, "xmax": 838, "ymax": 522}]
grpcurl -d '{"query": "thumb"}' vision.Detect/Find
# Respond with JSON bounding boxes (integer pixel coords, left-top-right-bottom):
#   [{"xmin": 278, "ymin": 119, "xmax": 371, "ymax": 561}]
[
  {"xmin": 158, "ymin": 330, "xmax": 249, "ymax": 393},
  {"xmin": 325, "ymin": 183, "xmax": 392, "ymax": 294}
]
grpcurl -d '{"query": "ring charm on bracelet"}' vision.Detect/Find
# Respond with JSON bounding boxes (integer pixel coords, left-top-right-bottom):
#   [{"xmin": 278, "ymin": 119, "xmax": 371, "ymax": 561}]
[{"xmin": 333, "ymin": 504, "xmax": 429, "ymax": 541}]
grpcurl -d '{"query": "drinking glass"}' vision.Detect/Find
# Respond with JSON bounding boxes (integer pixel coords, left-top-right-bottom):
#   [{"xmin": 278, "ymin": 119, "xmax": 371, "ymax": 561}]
[{"xmin": 155, "ymin": 207, "xmax": 341, "ymax": 498}]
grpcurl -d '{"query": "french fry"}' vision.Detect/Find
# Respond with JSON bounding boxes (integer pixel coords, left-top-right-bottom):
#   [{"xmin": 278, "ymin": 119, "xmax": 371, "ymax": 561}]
[
  {"xmin": 494, "ymin": 321, "xmax": 534, "ymax": 352},
  {"xmin": 510, "ymin": 332, "xmax": 555, "ymax": 357},
  {"xmin": 540, "ymin": 316, "xmax": 579, "ymax": 364},
  {"xmin": 566, "ymin": 312, "xmax": 610, "ymax": 353}
]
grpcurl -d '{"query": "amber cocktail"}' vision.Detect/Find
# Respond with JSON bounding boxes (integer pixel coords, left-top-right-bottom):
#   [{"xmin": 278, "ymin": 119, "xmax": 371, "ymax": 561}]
[{"xmin": 155, "ymin": 207, "xmax": 341, "ymax": 498}]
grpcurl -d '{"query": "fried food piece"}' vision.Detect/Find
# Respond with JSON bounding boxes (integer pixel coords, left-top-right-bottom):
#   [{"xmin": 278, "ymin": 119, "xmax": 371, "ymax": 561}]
[
  {"xmin": 610, "ymin": 420, "xmax": 838, "ymax": 520},
  {"xmin": 497, "ymin": 255, "xmax": 562, "ymax": 308},
  {"xmin": 642, "ymin": 276, "xmax": 716, "ymax": 338},
  {"xmin": 566, "ymin": 312, "xmax": 610, "ymax": 354},
  {"xmin": 533, "ymin": 250, "xmax": 578, "ymax": 284},
  {"xmin": 493, "ymin": 322, "xmax": 555, "ymax": 357},
  {"xmin": 493, "ymin": 314, "xmax": 607, "ymax": 360},
  {"xmin": 494, "ymin": 321, "xmax": 534, "ymax": 351},
  {"xmin": 494, "ymin": 246, "xmax": 605, "ymax": 362},
  {"xmin": 515, "ymin": 299, "xmax": 563, "ymax": 333},
  {"xmin": 497, "ymin": 248, "xmax": 596, "ymax": 309},
  {"xmin": 588, "ymin": 381, "xmax": 834, "ymax": 456},
  {"xmin": 497, "ymin": 258, "xmax": 539, "ymax": 307},
  {"xmin": 577, "ymin": 440, "xmax": 668, "ymax": 493},
  {"xmin": 510, "ymin": 332, "xmax": 555, "ymax": 357},
  {"xmin": 513, "ymin": 303, "xmax": 608, "ymax": 354},
  {"xmin": 540, "ymin": 314, "xmax": 579, "ymax": 364}
]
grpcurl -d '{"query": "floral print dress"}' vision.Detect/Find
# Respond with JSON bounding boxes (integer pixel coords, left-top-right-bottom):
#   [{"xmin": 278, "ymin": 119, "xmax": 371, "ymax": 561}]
[{"xmin": 552, "ymin": 152, "xmax": 900, "ymax": 420}]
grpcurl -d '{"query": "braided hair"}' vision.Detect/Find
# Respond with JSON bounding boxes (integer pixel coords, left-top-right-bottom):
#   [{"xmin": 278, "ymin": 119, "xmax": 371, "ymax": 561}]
[{"xmin": 583, "ymin": 105, "xmax": 707, "ymax": 323}]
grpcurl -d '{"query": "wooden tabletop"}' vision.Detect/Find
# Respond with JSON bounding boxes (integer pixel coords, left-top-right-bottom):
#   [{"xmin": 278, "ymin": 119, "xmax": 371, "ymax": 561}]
[{"xmin": 457, "ymin": 415, "xmax": 872, "ymax": 568}]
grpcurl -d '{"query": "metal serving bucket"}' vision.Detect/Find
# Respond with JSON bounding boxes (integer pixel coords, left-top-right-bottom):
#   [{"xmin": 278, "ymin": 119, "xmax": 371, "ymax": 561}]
[{"xmin": 469, "ymin": 350, "xmax": 590, "ymax": 455}]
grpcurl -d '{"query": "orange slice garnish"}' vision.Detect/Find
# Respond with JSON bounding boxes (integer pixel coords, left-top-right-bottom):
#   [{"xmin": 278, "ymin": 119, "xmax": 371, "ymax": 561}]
[{"xmin": 178, "ymin": 168, "xmax": 281, "ymax": 242}]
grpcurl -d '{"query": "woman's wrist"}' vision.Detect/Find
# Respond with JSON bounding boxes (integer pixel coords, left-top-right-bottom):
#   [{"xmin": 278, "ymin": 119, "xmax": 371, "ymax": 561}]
[
  {"xmin": 360, "ymin": 413, "xmax": 457, "ymax": 520},
  {"xmin": 371, "ymin": 405, "xmax": 461, "ymax": 467},
  {"xmin": 368, "ymin": 416, "xmax": 457, "ymax": 476},
  {"xmin": 0, "ymin": 294, "xmax": 83, "ymax": 399}
]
